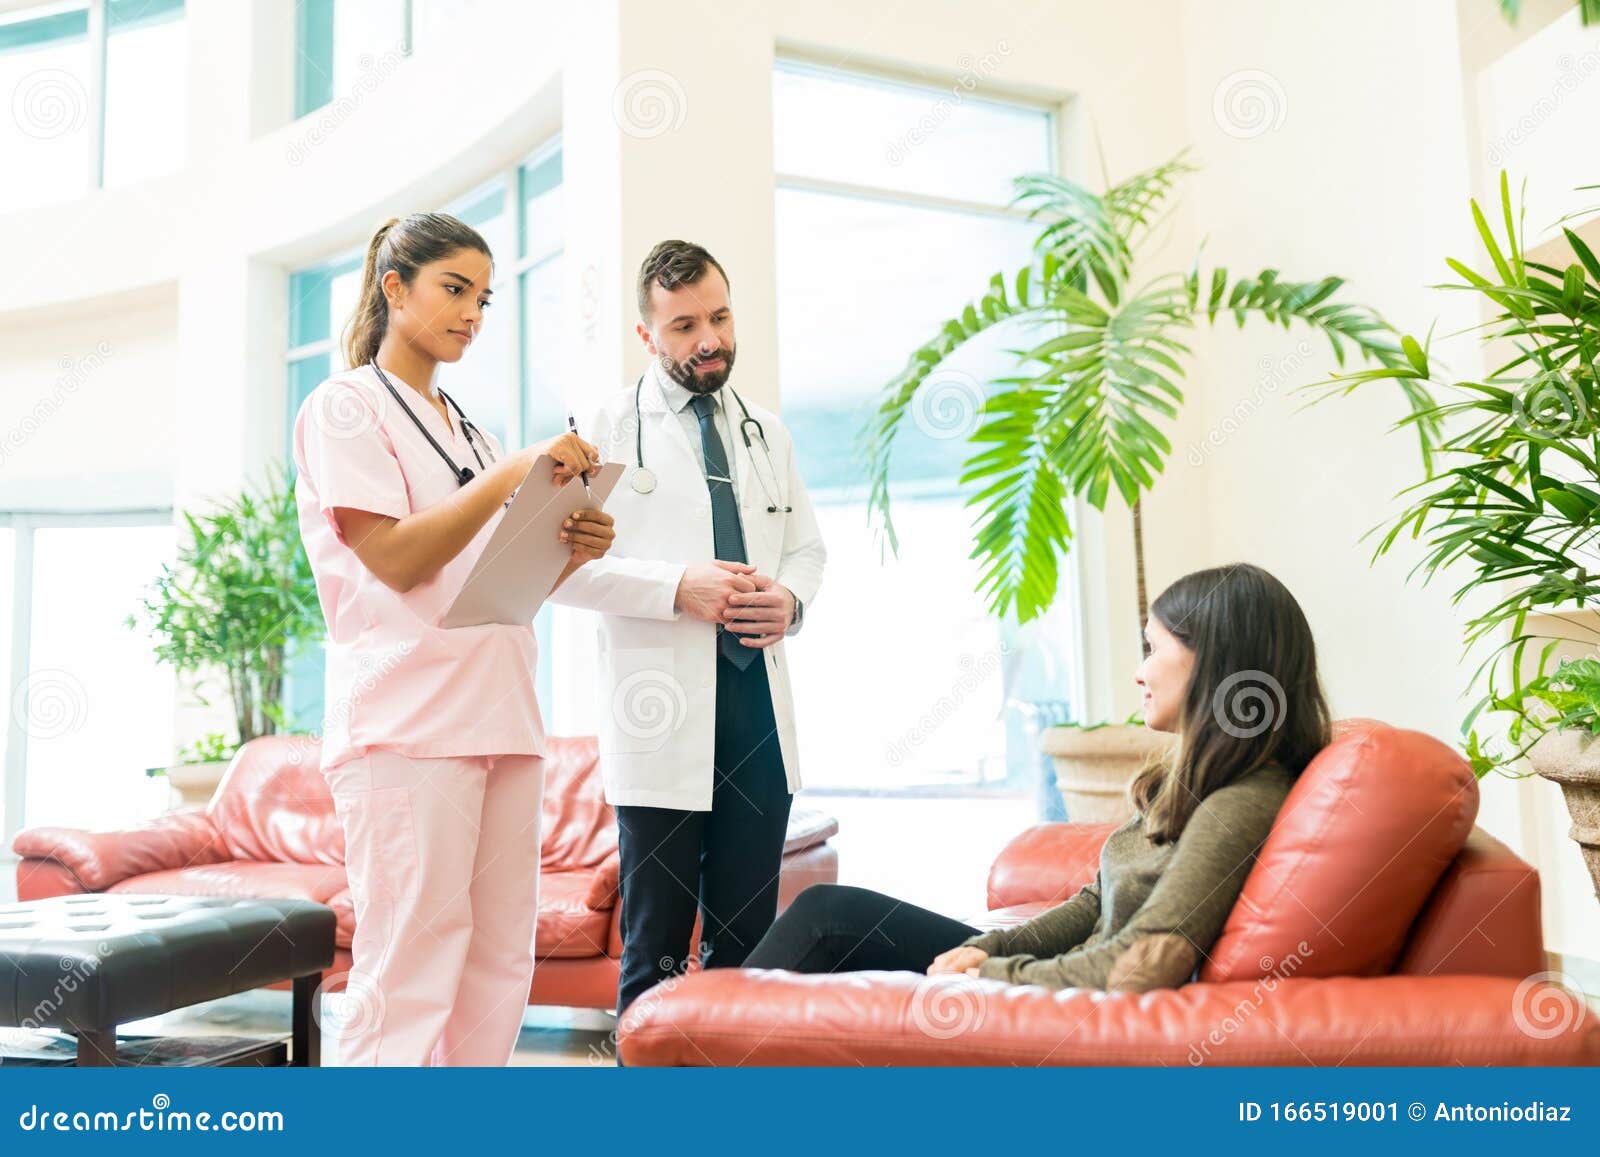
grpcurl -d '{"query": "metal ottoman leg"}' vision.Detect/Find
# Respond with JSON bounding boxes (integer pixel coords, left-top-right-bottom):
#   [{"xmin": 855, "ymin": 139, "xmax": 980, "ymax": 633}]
[
  {"xmin": 292, "ymin": 973, "xmax": 321, "ymax": 1067},
  {"xmin": 76, "ymin": 1028, "xmax": 118, "ymax": 1067}
]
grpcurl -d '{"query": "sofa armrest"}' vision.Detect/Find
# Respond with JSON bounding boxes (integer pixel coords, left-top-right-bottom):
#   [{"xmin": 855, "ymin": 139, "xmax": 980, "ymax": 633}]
[
  {"xmin": 11, "ymin": 809, "xmax": 229, "ymax": 893},
  {"xmin": 986, "ymin": 822, "xmax": 1118, "ymax": 909},
  {"xmin": 1396, "ymin": 826, "xmax": 1545, "ymax": 979},
  {"xmin": 618, "ymin": 968, "xmax": 1600, "ymax": 1067},
  {"xmin": 584, "ymin": 852, "xmax": 621, "ymax": 910}
]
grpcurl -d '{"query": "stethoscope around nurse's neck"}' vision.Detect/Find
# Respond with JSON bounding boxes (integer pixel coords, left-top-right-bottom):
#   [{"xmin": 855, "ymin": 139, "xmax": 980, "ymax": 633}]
[
  {"xmin": 371, "ymin": 361, "xmax": 495, "ymax": 487},
  {"xmin": 631, "ymin": 372, "xmax": 792, "ymax": 512}
]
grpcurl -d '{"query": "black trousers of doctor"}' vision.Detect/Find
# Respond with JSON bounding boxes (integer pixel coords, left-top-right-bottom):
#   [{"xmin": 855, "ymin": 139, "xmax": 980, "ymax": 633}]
[{"xmin": 613, "ymin": 645, "xmax": 793, "ymax": 1016}]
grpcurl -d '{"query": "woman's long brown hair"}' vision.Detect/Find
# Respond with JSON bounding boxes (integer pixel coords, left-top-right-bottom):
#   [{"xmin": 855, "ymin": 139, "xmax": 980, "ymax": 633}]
[
  {"xmin": 1129, "ymin": 563, "xmax": 1332, "ymax": 843},
  {"xmin": 342, "ymin": 212, "xmax": 493, "ymax": 370}
]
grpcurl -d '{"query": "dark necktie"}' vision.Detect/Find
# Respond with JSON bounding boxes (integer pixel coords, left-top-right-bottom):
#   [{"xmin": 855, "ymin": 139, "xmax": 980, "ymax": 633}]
[{"xmin": 690, "ymin": 392, "xmax": 756, "ymax": 670}]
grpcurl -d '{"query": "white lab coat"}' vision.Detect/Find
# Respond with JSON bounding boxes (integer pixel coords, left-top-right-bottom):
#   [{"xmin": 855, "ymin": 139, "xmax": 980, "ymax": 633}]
[{"xmin": 547, "ymin": 365, "xmax": 826, "ymax": 811}]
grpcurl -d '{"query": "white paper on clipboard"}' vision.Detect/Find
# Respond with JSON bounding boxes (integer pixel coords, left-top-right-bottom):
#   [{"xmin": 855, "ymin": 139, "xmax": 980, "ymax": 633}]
[{"xmin": 440, "ymin": 455, "xmax": 625, "ymax": 628}]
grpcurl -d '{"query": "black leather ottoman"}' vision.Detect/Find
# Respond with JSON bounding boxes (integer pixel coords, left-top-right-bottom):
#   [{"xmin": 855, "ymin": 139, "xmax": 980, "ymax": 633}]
[{"xmin": 0, "ymin": 894, "xmax": 336, "ymax": 1066}]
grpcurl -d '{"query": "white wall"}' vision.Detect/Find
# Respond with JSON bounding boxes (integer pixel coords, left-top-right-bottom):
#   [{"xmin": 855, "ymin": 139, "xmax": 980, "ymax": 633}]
[{"xmin": 0, "ymin": 288, "xmax": 178, "ymax": 511}]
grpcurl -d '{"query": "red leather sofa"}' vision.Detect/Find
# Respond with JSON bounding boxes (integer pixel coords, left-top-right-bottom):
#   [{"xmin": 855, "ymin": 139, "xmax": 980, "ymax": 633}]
[
  {"xmin": 619, "ymin": 720, "xmax": 1600, "ymax": 1065},
  {"xmin": 12, "ymin": 735, "xmax": 839, "ymax": 1011}
]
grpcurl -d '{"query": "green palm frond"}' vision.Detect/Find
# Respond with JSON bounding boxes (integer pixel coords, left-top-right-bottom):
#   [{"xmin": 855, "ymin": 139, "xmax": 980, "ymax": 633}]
[
  {"xmin": 963, "ymin": 383, "xmax": 1070, "ymax": 622},
  {"xmin": 1010, "ymin": 155, "xmax": 1196, "ymax": 304},
  {"xmin": 864, "ymin": 153, "xmax": 1402, "ymax": 624},
  {"xmin": 859, "ymin": 255, "xmax": 1064, "ymax": 554}
]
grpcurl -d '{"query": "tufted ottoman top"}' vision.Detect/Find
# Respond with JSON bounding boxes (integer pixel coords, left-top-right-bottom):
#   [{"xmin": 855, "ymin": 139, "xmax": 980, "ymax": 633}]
[{"xmin": 0, "ymin": 894, "xmax": 336, "ymax": 1031}]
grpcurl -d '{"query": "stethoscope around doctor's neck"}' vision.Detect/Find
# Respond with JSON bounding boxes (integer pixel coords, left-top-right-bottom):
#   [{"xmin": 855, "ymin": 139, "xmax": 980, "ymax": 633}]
[
  {"xmin": 631, "ymin": 373, "xmax": 792, "ymax": 513},
  {"xmin": 371, "ymin": 361, "xmax": 494, "ymax": 487}
]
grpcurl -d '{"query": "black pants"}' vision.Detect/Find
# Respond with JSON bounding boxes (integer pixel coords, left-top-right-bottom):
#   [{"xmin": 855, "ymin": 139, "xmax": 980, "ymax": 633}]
[
  {"xmin": 743, "ymin": 884, "xmax": 982, "ymax": 973},
  {"xmin": 613, "ymin": 648, "xmax": 793, "ymax": 1016}
]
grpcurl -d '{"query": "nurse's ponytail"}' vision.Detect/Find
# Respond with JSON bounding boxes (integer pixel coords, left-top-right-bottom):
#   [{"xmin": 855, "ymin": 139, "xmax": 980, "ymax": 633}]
[{"xmin": 341, "ymin": 212, "xmax": 494, "ymax": 370}]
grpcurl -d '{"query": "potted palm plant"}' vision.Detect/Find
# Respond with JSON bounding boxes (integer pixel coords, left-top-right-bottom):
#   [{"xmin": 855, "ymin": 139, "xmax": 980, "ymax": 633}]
[
  {"xmin": 1307, "ymin": 173, "xmax": 1600, "ymax": 901},
  {"xmin": 862, "ymin": 155, "xmax": 1410, "ymax": 819},
  {"xmin": 129, "ymin": 465, "xmax": 324, "ymax": 807}
]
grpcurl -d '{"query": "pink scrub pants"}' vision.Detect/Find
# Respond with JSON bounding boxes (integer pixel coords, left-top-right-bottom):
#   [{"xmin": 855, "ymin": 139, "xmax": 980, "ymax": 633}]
[{"xmin": 323, "ymin": 748, "xmax": 545, "ymax": 1066}]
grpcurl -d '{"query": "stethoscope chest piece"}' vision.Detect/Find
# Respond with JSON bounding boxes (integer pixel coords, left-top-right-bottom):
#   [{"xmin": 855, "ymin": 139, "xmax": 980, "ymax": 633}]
[{"xmin": 631, "ymin": 466, "xmax": 657, "ymax": 494}]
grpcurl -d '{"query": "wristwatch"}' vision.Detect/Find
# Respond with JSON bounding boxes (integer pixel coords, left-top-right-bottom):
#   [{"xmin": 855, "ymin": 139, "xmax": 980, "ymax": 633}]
[{"xmin": 785, "ymin": 596, "xmax": 804, "ymax": 637}]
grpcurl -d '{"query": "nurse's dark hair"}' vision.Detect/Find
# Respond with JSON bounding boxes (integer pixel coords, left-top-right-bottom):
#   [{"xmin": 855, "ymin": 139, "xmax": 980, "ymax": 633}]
[
  {"xmin": 342, "ymin": 212, "xmax": 493, "ymax": 369},
  {"xmin": 636, "ymin": 239, "xmax": 730, "ymax": 321},
  {"xmin": 1128, "ymin": 562, "xmax": 1331, "ymax": 844}
]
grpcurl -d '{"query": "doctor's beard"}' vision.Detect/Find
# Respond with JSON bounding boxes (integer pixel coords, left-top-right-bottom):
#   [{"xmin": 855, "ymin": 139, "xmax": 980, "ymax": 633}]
[{"xmin": 659, "ymin": 345, "xmax": 736, "ymax": 395}]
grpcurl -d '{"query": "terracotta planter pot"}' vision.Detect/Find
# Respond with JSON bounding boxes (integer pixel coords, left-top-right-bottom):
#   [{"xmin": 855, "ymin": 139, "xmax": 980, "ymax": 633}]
[
  {"xmin": 1529, "ymin": 728, "xmax": 1600, "ymax": 907},
  {"xmin": 164, "ymin": 760, "xmax": 230, "ymax": 809},
  {"xmin": 1039, "ymin": 724, "xmax": 1175, "ymax": 825}
]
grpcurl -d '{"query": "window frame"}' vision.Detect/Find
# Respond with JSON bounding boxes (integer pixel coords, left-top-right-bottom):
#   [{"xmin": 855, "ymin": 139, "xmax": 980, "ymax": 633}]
[
  {"xmin": 0, "ymin": 0, "xmax": 187, "ymax": 201},
  {"xmin": 772, "ymin": 58, "xmax": 1091, "ymax": 792},
  {"xmin": 293, "ymin": 0, "xmax": 417, "ymax": 121},
  {"xmin": 0, "ymin": 507, "xmax": 173, "ymax": 856}
]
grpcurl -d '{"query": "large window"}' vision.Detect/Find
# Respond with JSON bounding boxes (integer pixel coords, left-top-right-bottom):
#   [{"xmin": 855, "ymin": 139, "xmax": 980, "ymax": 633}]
[
  {"xmin": 294, "ymin": 0, "xmax": 449, "ymax": 119},
  {"xmin": 2, "ymin": 515, "xmax": 176, "ymax": 846},
  {"xmin": 774, "ymin": 62, "xmax": 1076, "ymax": 792},
  {"xmin": 282, "ymin": 143, "xmax": 566, "ymax": 733},
  {"xmin": 0, "ymin": 0, "xmax": 187, "ymax": 212}
]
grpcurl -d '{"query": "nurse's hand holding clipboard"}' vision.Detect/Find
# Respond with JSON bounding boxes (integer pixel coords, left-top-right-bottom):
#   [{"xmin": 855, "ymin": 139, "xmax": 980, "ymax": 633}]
[{"xmin": 332, "ymin": 431, "xmax": 613, "ymax": 595}]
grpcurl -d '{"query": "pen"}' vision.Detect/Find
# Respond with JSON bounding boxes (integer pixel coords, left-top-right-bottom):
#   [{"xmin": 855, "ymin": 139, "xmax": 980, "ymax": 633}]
[{"xmin": 566, "ymin": 412, "xmax": 593, "ymax": 498}]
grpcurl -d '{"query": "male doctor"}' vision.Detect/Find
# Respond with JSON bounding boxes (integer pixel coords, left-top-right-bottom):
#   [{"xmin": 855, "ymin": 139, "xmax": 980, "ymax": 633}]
[{"xmin": 548, "ymin": 240, "xmax": 826, "ymax": 1015}]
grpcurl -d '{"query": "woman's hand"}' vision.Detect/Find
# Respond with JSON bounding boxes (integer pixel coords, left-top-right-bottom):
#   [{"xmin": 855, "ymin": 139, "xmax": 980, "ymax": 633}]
[
  {"xmin": 527, "ymin": 432, "xmax": 600, "ymax": 485},
  {"xmin": 927, "ymin": 945, "xmax": 988, "ymax": 977},
  {"xmin": 560, "ymin": 509, "xmax": 615, "ymax": 565}
]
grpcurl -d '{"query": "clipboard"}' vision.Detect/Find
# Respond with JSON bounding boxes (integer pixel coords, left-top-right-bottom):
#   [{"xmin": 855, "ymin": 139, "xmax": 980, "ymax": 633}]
[{"xmin": 440, "ymin": 455, "xmax": 625, "ymax": 628}]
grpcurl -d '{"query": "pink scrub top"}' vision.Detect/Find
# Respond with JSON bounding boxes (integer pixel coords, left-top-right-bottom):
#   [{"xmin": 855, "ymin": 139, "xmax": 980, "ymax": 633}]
[{"xmin": 291, "ymin": 363, "xmax": 546, "ymax": 773}]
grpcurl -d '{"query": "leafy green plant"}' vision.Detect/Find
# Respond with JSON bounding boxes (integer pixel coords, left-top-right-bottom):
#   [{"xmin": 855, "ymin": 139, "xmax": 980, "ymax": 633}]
[
  {"xmin": 128, "ymin": 465, "xmax": 323, "ymax": 768},
  {"xmin": 862, "ymin": 154, "xmax": 1416, "ymax": 634},
  {"xmin": 1306, "ymin": 174, "xmax": 1600, "ymax": 775},
  {"xmin": 1499, "ymin": 0, "xmax": 1599, "ymax": 26}
]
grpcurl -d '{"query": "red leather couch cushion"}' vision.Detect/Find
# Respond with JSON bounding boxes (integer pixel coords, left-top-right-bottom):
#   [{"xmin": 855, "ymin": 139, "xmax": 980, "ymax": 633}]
[
  {"xmin": 537, "ymin": 869, "xmax": 617, "ymax": 958},
  {"xmin": 11, "ymin": 809, "xmax": 230, "ymax": 892},
  {"xmin": 208, "ymin": 736, "xmax": 345, "ymax": 866},
  {"xmin": 538, "ymin": 737, "xmax": 616, "ymax": 873},
  {"xmin": 109, "ymin": 861, "xmax": 348, "ymax": 906},
  {"xmin": 1201, "ymin": 721, "xmax": 1479, "ymax": 983}
]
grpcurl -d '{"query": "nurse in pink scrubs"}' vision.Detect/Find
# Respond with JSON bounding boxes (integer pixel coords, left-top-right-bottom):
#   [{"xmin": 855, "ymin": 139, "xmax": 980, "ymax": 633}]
[{"xmin": 291, "ymin": 212, "xmax": 614, "ymax": 1066}]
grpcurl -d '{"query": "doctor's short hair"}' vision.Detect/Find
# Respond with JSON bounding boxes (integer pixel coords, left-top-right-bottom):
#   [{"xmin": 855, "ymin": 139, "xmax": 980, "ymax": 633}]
[
  {"xmin": 343, "ymin": 212, "xmax": 493, "ymax": 369},
  {"xmin": 636, "ymin": 240, "xmax": 730, "ymax": 323}
]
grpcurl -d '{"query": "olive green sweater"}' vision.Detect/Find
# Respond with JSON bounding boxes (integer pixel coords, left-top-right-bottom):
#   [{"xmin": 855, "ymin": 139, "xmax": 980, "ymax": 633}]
[{"xmin": 962, "ymin": 761, "xmax": 1295, "ymax": 991}]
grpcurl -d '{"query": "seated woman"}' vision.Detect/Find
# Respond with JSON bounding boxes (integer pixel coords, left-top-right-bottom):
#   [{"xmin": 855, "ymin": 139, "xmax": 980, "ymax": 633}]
[{"xmin": 743, "ymin": 562, "xmax": 1331, "ymax": 993}]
